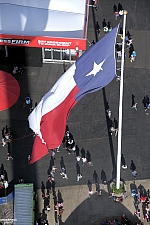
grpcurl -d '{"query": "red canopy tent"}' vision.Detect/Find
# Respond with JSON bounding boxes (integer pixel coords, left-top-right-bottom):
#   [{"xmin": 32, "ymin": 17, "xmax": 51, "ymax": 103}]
[{"xmin": 0, "ymin": 71, "xmax": 20, "ymax": 111}]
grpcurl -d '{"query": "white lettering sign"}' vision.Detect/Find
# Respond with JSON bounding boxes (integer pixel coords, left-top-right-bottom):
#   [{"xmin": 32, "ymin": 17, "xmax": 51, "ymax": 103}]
[{"xmin": 38, "ymin": 40, "xmax": 72, "ymax": 47}]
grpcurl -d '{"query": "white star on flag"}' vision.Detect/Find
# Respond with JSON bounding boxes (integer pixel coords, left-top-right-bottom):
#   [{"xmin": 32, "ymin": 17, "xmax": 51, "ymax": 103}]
[{"xmin": 86, "ymin": 59, "xmax": 106, "ymax": 77}]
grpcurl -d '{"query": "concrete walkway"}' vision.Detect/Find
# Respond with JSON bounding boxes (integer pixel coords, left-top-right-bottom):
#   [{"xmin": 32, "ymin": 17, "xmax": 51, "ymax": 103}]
[{"xmin": 36, "ymin": 179, "xmax": 150, "ymax": 225}]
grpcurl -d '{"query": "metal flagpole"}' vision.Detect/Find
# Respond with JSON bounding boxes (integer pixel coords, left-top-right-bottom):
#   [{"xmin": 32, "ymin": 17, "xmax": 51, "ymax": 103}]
[{"xmin": 116, "ymin": 10, "xmax": 128, "ymax": 189}]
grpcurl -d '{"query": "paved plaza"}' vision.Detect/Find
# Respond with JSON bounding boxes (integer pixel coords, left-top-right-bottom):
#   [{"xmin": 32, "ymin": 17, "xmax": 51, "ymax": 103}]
[{"xmin": 0, "ymin": 0, "xmax": 150, "ymax": 224}]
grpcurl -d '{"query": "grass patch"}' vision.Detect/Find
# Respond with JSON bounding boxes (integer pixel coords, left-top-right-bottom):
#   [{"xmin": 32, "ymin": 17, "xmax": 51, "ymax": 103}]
[{"xmin": 112, "ymin": 183, "xmax": 124, "ymax": 194}]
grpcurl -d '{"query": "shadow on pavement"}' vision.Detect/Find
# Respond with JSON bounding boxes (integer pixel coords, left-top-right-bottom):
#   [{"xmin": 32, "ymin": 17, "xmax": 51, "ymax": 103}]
[
  {"xmin": 0, "ymin": 46, "xmax": 43, "ymax": 195},
  {"xmin": 63, "ymin": 189, "xmax": 139, "ymax": 225}
]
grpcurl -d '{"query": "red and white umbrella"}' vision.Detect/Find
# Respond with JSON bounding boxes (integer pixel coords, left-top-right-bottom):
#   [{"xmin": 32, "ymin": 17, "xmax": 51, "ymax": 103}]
[{"xmin": 0, "ymin": 70, "xmax": 20, "ymax": 111}]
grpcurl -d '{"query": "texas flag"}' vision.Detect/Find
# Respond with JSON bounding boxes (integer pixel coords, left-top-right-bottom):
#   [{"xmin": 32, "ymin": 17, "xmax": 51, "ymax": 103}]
[{"xmin": 28, "ymin": 25, "xmax": 119, "ymax": 163}]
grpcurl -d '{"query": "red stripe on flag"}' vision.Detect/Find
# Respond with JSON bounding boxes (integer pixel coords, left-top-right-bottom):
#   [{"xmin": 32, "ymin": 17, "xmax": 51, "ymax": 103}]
[
  {"xmin": 29, "ymin": 135, "xmax": 49, "ymax": 164},
  {"xmin": 30, "ymin": 85, "xmax": 79, "ymax": 163}
]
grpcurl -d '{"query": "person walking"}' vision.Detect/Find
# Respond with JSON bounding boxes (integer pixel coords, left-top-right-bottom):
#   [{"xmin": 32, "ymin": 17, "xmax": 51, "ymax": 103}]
[
  {"xmin": 91, "ymin": 40, "xmax": 95, "ymax": 46},
  {"xmin": 60, "ymin": 167, "xmax": 68, "ymax": 179},
  {"xmin": 109, "ymin": 126, "xmax": 118, "ymax": 136},
  {"xmin": 86, "ymin": 151, "xmax": 93, "ymax": 166},
  {"xmin": 131, "ymin": 103, "xmax": 138, "ymax": 110},
  {"xmin": 142, "ymin": 96, "xmax": 149, "ymax": 114},
  {"xmin": 81, "ymin": 148, "xmax": 86, "ymax": 166},
  {"xmin": 102, "ymin": 19, "xmax": 107, "ymax": 28},
  {"xmin": 106, "ymin": 108, "xmax": 111, "ymax": 118},
  {"xmin": 102, "ymin": 180, "xmax": 107, "ymax": 188},
  {"xmin": 107, "ymin": 21, "xmax": 112, "ymax": 32},
  {"xmin": 121, "ymin": 154, "xmax": 127, "ymax": 171},
  {"xmin": 132, "ymin": 170, "xmax": 137, "ymax": 179},
  {"xmin": 95, "ymin": 182, "xmax": 101, "ymax": 196},
  {"xmin": 2, "ymin": 128, "xmax": 6, "ymax": 147},
  {"xmin": 96, "ymin": 21, "xmax": 101, "ymax": 37},
  {"xmin": 102, "ymin": 19, "xmax": 108, "ymax": 35},
  {"xmin": 77, "ymin": 173, "xmax": 82, "ymax": 181},
  {"xmin": 93, "ymin": 170, "xmax": 99, "ymax": 184},
  {"xmin": 113, "ymin": 4, "xmax": 119, "ymax": 20},
  {"xmin": 76, "ymin": 146, "xmax": 81, "ymax": 161}
]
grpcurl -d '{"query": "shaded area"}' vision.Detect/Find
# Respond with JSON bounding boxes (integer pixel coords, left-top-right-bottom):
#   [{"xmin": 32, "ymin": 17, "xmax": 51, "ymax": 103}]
[
  {"xmin": 102, "ymin": 88, "xmax": 116, "ymax": 180},
  {"xmin": 64, "ymin": 189, "xmax": 139, "ymax": 225},
  {"xmin": 0, "ymin": 46, "xmax": 43, "ymax": 198}
]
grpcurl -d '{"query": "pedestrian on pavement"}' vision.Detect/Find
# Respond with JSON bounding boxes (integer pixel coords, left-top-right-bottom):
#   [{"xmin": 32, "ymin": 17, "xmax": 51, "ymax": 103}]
[
  {"xmin": 93, "ymin": 170, "xmax": 99, "ymax": 184},
  {"xmin": 135, "ymin": 209, "xmax": 141, "ymax": 219},
  {"xmin": 130, "ymin": 51, "xmax": 136, "ymax": 62},
  {"xmin": 1, "ymin": 141, "xmax": 5, "ymax": 150},
  {"xmin": 126, "ymin": 31, "xmax": 132, "ymax": 39},
  {"xmin": 142, "ymin": 96, "xmax": 149, "ymax": 114},
  {"xmin": 109, "ymin": 126, "xmax": 118, "ymax": 136},
  {"xmin": 113, "ymin": 4, "xmax": 119, "ymax": 20},
  {"xmin": 91, "ymin": 40, "xmax": 95, "ymax": 46},
  {"xmin": 129, "ymin": 44, "xmax": 134, "ymax": 59},
  {"xmin": 46, "ymin": 205, "xmax": 51, "ymax": 212},
  {"xmin": 119, "ymin": 9, "xmax": 123, "ymax": 19},
  {"xmin": 117, "ymin": 50, "xmax": 122, "ymax": 60},
  {"xmin": 123, "ymin": 190, "xmax": 127, "ymax": 199},
  {"xmin": 81, "ymin": 147, "xmax": 86, "ymax": 159},
  {"xmin": 131, "ymin": 103, "xmax": 138, "ymax": 110},
  {"xmin": 2, "ymin": 128, "xmax": 6, "ymax": 147},
  {"xmin": 106, "ymin": 108, "xmax": 111, "ymax": 118},
  {"xmin": 51, "ymin": 149, "xmax": 56, "ymax": 159},
  {"xmin": 77, "ymin": 173, "xmax": 82, "ymax": 181},
  {"xmin": 102, "ymin": 19, "xmax": 107, "ymax": 28},
  {"xmin": 56, "ymin": 145, "xmax": 60, "ymax": 152},
  {"xmin": 103, "ymin": 26, "xmax": 108, "ymax": 35},
  {"xmin": 146, "ymin": 95, "xmax": 150, "ymax": 108},
  {"xmin": 107, "ymin": 21, "xmax": 112, "ymax": 32},
  {"xmin": 28, "ymin": 155, "xmax": 31, "ymax": 163},
  {"xmin": 7, "ymin": 152, "xmax": 13, "ymax": 160},
  {"xmin": 143, "ymin": 213, "xmax": 149, "ymax": 222},
  {"xmin": 102, "ymin": 180, "xmax": 107, "ymax": 188},
  {"xmin": 76, "ymin": 162, "xmax": 82, "ymax": 181},
  {"xmin": 18, "ymin": 175, "xmax": 24, "ymax": 184},
  {"xmin": 114, "ymin": 118, "xmax": 118, "ymax": 130},
  {"xmin": 66, "ymin": 138, "xmax": 75, "ymax": 154},
  {"xmin": 132, "ymin": 170, "xmax": 137, "ymax": 179},
  {"xmin": 95, "ymin": 182, "xmax": 101, "ymax": 196},
  {"xmin": 134, "ymin": 198, "xmax": 140, "ymax": 210},
  {"xmin": 121, "ymin": 154, "xmax": 127, "ymax": 171},
  {"xmin": 92, "ymin": 0, "xmax": 98, "ymax": 10},
  {"xmin": 86, "ymin": 151, "xmax": 93, "ymax": 166},
  {"xmin": 88, "ymin": 189, "xmax": 93, "ymax": 198},
  {"xmin": 5, "ymin": 125, "xmax": 10, "ymax": 141},
  {"xmin": 96, "ymin": 21, "xmax": 101, "ymax": 37},
  {"xmin": 122, "ymin": 164, "xmax": 127, "ymax": 170},
  {"xmin": 147, "ymin": 189, "xmax": 150, "ymax": 198},
  {"xmin": 76, "ymin": 145, "xmax": 81, "ymax": 161},
  {"xmin": 60, "ymin": 167, "xmax": 68, "ymax": 179}
]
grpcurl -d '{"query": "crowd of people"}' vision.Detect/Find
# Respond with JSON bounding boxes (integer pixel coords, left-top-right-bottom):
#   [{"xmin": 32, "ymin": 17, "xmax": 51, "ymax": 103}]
[
  {"xmin": 131, "ymin": 186, "xmax": 150, "ymax": 222},
  {"xmin": 36, "ymin": 126, "xmax": 96, "ymax": 224}
]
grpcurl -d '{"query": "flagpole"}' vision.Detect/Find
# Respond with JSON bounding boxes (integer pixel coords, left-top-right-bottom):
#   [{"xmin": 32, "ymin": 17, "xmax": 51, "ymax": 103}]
[{"xmin": 116, "ymin": 10, "xmax": 128, "ymax": 189}]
